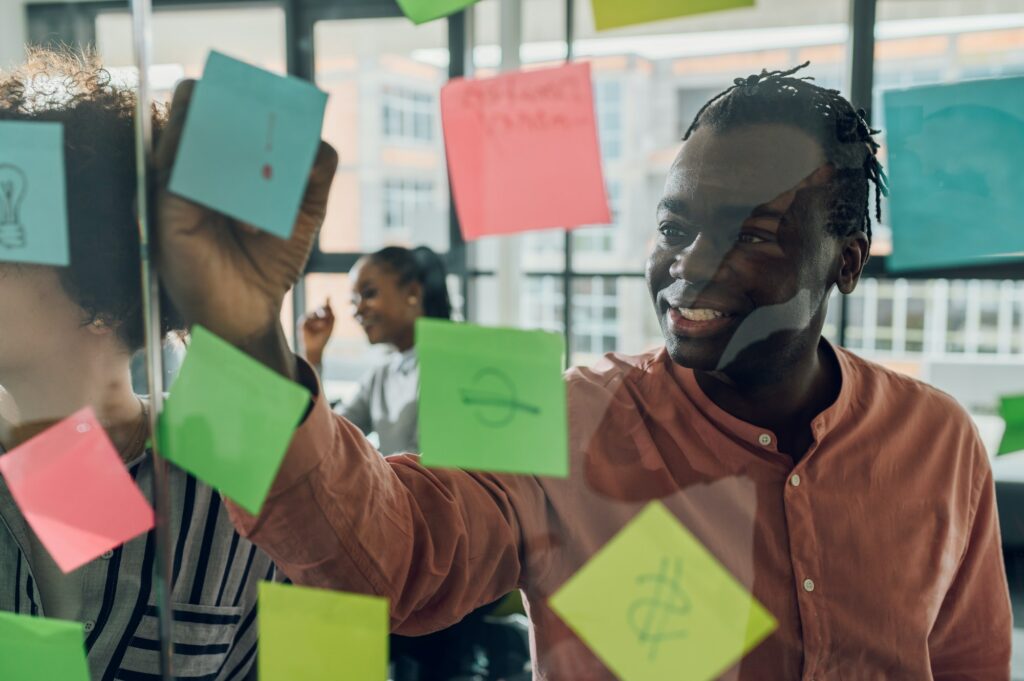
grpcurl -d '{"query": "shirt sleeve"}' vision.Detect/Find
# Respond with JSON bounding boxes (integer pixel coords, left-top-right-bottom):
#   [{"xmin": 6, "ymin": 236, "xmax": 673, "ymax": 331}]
[
  {"xmin": 928, "ymin": 445, "xmax": 1012, "ymax": 680},
  {"xmin": 336, "ymin": 369, "xmax": 374, "ymax": 435},
  {"xmin": 225, "ymin": 357, "xmax": 549, "ymax": 635}
]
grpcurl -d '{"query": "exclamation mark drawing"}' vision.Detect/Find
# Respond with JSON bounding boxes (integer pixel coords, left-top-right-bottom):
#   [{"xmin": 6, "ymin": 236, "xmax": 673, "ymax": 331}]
[{"xmin": 262, "ymin": 112, "xmax": 276, "ymax": 181}]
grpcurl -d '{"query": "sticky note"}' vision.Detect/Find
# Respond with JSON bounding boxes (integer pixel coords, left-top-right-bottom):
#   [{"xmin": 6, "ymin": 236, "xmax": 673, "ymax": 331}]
[
  {"xmin": 169, "ymin": 51, "xmax": 328, "ymax": 239},
  {"xmin": 0, "ymin": 612, "xmax": 90, "ymax": 681},
  {"xmin": 590, "ymin": 0, "xmax": 755, "ymax": 31},
  {"xmin": 417, "ymin": 319, "xmax": 568, "ymax": 477},
  {"xmin": 884, "ymin": 77, "xmax": 1024, "ymax": 271},
  {"xmin": 0, "ymin": 408, "xmax": 154, "ymax": 573},
  {"xmin": 549, "ymin": 501, "xmax": 777, "ymax": 681},
  {"xmin": 0, "ymin": 121, "xmax": 69, "ymax": 266},
  {"xmin": 999, "ymin": 394, "xmax": 1024, "ymax": 456},
  {"xmin": 158, "ymin": 326, "xmax": 310, "ymax": 514},
  {"xmin": 397, "ymin": 0, "xmax": 479, "ymax": 24},
  {"xmin": 441, "ymin": 62, "xmax": 610, "ymax": 240},
  {"xmin": 259, "ymin": 581, "xmax": 388, "ymax": 681}
]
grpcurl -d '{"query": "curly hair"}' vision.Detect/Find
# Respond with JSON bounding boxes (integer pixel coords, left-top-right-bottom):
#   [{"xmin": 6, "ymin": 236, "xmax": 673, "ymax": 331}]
[
  {"xmin": 684, "ymin": 62, "xmax": 889, "ymax": 246},
  {"xmin": 0, "ymin": 47, "xmax": 184, "ymax": 351}
]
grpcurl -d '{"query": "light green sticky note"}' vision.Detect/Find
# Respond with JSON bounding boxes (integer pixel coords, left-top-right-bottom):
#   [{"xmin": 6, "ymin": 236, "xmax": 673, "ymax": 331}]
[
  {"xmin": 396, "ymin": 0, "xmax": 480, "ymax": 24},
  {"xmin": 158, "ymin": 325, "xmax": 310, "ymax": 514},
  {"xmin": 417, "ymin": 319, "xmax": 568, "ymax": 477},
  {"xmin": 549, "ymin": 501, "xmax": 777, "ymax": 681},
  {"xmin": 999, "ymin": 395, "xmax": 1024, "ymax": 456},
  {"xmin": 259, "ymin": 581, "xmax": 389, "ymax": 681},
  {"xmin": 590, "ymin": 0, "xmax": 755, "ymax": 31},
  {"xmin": 0, "ymin": 611, "xmax": 90, "ymax": 681}
]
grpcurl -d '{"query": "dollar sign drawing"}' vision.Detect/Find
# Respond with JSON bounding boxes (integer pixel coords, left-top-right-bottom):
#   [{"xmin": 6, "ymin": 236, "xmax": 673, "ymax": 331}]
[{"xmin": 627, "ymin": 556, "xmax": 692, "ymax": 661}]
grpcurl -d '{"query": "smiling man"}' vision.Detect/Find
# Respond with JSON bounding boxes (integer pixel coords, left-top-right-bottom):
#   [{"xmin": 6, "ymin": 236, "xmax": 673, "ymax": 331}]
[{"xmin": 156, "ymin": 65, "xmax": 1011, "ymax": 679}]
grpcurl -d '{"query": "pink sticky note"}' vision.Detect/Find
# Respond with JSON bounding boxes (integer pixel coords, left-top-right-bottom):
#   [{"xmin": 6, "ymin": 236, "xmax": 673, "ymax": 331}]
[
  {"xmin": 0, "ymin": 408, "xmax": 154, "ymax": 573},
  {"xmin": 441, "ymin": 62, "xmax": 611, "ymax": 240}
]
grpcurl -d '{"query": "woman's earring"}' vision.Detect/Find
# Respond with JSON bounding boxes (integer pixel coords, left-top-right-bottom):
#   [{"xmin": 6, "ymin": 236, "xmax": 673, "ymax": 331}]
[{"xmin": 408, "ymin": 296, "xmax": 418, "ymax": 306}]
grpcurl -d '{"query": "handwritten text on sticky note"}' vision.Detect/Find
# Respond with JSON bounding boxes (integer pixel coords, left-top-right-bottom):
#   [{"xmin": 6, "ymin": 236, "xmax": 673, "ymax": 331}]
[
  {"xmin": 441, "ymin": 62, "xmax": 610, "ymax": 240},
  {"xmin": 549, "ymin": 501, "xmax": 777, "ymax": 681}
]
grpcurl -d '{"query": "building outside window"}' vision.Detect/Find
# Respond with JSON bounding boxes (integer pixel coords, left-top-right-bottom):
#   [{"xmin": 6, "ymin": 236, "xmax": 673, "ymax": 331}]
[
  {"xmin": 594, "ymin": 79, "xmax": 623, "ymax": 160},
  {"xmin": 382, "ymin": 178, "xmax": 435, "ymax": 242},
  {"xmin": 382, "ymin": 85, "xmax": 434, "ymax": 143},
  {"xmin": 572, "ymin": 276, "xmax": 619, "ymax": 355}
]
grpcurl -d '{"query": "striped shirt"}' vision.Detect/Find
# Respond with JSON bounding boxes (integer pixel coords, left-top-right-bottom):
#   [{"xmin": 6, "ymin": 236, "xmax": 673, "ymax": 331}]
[{"xmin": 0, "ymin": 448, "xmax": 276, "ymax": 680}]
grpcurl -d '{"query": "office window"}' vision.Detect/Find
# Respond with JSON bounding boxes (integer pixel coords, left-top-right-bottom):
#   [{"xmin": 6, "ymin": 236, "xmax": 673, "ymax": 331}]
[
  {"xmin": 574, "ymin": 180, "xmax": 620, "ymax": 255},
  {"xmin": 572, "ymin": 277, "xmax": 618, "ymax": 356},
  {"xmin": 521, "ymin": 276, "xmax": 565, "ymax": 333},
  {"xmin": 382, "ymin": 178, "xmax": 434, "ymax": 241},
  {"xmin": 594, "ymin": 79, "xmax": 623, "ymax": 160},
  {"xmin": 382, "ymin": 85, "xmax": 435, "ymax": 143}
]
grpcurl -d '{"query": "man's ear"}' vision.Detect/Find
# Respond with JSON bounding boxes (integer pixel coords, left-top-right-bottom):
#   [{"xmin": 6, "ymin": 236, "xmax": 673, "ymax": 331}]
[{"xmin": 836, "ymin": 230, "xmax": 870, "ymax": 295}]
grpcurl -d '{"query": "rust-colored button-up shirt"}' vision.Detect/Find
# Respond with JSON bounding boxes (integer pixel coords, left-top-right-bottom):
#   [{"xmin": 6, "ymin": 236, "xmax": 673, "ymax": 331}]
[{"xmin": 228, "ymin": 343, "xmax": 1011, "ymax": 680}]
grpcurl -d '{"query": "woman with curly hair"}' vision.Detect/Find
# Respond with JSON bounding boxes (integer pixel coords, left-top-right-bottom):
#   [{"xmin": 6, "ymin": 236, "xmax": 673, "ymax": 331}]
[{"xmin": 0, "ymin": 48, "xmax": 275, "ymax": 681}]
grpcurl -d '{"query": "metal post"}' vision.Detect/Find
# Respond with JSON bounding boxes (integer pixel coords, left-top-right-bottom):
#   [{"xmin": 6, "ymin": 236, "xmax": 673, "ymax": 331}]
[
  {"xmin": 129, "ymin": 1, "xmax": 173, "ymax": 678},
  {"xmin": 496, "ymin": 0, "xmax": 523, "ymax": 327},
  {"xmin": 448, "ymin": 8, "xmax": 473, "ymax": 320},
  {"xmin": 839, "ymin": 0, "xmax": 877, "ymax": 348},
  {"xmin": 561, "ymin": 0, "xmax": 575, "ymax": 367}
]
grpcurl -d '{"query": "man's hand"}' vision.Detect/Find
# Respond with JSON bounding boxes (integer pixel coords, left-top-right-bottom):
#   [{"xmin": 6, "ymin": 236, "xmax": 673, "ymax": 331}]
[{"xmin": 153, "ymin": 80, "xmax": 339, "ymax": 373}]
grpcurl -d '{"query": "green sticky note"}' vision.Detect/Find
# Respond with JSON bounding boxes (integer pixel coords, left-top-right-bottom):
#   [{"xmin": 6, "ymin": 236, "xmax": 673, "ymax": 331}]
[
  {"xmin": 999, "ymin": 394, "xmax": 1024, "ymax": 456},
  {"xmin": 396, "ymin": 0, "xmax": 480, "ymax": 24},
  {"xmin": 0, "ymin": 611, "xmax": 90, "ymax": 681},
  {"xmin": 549, "ymin": 501, "xmax": 777, "ymax": 681},
  {"xmin": 158, "ymin": 325, "xmax": 310, "ymax": 514},
  {"xmin": 259, "ymin": 581, "xmax": 388, "ymax": 681},
  {"xmin": 0, "ymin": 121, "xmax": 69, "ymax": 266},
  {"xmin": 884, "ymin": 77, "xmax": 1024, "ymax": 272},
  {"xmin": 590, "ymin": 0, "xmax": 755, "ymax": 31},
  {"xmin": 169, "ymin": 51, "xmax": 328, "ymax": 239},
  {"xmin": 417, "ymin": 319, "xmax": 568, "ymax": 477}
]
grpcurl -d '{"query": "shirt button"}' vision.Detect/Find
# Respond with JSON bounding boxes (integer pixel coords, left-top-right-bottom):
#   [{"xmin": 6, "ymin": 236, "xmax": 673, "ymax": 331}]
[
  {"xmin": 758, "ymin": 433, "xmax": 773, "ymax": 446},
  {"xmin": 790, "ymin": 474, "xmax": 801, "ymax": 487},
  {"xmin": 101, "ymin": 550, "xmax": 114, "ymax": 560},
  {"xmin": 83, "ymin": 620, "xmax": 96, "ymax": 633},
  {"xmin": 803, "ymin": 578, "xmax": 815, "ymax": 593}
]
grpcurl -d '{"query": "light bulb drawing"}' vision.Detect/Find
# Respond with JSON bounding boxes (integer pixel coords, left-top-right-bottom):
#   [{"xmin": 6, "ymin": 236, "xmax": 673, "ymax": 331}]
[{"xmin": 0, "ymin": 164, "xmax": 27, "ymax": 250}]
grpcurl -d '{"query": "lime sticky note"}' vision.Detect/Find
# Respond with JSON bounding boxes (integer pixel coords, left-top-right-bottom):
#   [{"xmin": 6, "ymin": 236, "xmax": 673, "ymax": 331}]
[
  {"xmin": 591, "ymin": 0, "xmax": 755, "ymax": 31},
  {"xmin": 397, "ymin": 0, "xmax": 479, "ymax": 24},
  {"xmin": 158, "ymin": 325, "xmax": 310, "ymax": 514},
  {"xmin": 417, "ymin": 319, "xmax": 568, "ymax": 477},
  {"xmin": 0, "ymin": 121, "xmax": 69, "ymax": 266},
  {"xmin": 884, "ymin": 77, "xmax": 1024, "ymax": 272},
  {"xmin": 0, "ymin": 408, "xmax": 154, "ymax": 573},
  {"xmin": 169, "ymin": 51, "xmax": 328, "ymax": 239},
  {"xmin": 549, "ymin": 501, "xmax": 777, "ymax": 681},
  {"xmin": 999, "ymin": 395, "xmax": 1024, "ymax": 456},
  {"xmin": 0, "ymin": 611, "xmax": 90, "ymax": 681},
  {"xmin": 259, "ymin": 581, "xmax": 388, "ymax": 681},
  {"xmin": 441, "ymin": 62, "xmax": 611, "ymax": 240}
]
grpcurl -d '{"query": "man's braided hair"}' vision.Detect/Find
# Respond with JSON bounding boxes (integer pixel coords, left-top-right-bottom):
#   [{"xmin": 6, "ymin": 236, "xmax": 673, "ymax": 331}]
[{"xmin": 684, "ymin": 62, "xmax": 889, "ymax": 246}]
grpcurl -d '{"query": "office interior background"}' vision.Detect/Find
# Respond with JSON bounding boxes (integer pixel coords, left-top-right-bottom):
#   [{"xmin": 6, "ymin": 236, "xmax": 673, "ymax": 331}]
[{"xmin": 3, "ymin": 0, "xmax": 1024, "ymax": 673}]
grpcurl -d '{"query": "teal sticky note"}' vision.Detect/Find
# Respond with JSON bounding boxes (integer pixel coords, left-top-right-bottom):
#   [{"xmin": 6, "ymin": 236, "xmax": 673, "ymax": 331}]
[
  {"xmin": 396, "ymin": 0, "xmax": 480, "ymax": 24},
  {"xmin": 158, "ymin": 325, "xmax": 311, "ymax": 514},
  {"xmin": 884, "ymin": 77, "xmax": 1024, "ymax": 272},
  {"xmin": 999, "ymin": 394, "xmax": 1024, "ymax": 456},
  {"xmin": 417, "ymin": 319, "xmax": 568, "ymax": 477},
  {"xmin": 0, "ymin": 611, "xmax": 90, "ymax": 681},
  {"xmin": 169, "ymin": 51, "xmax": 328, "ymax": 239},
  {"xmin": 0, "ymin": 121, "xmax": 69, "ymax": 266}
]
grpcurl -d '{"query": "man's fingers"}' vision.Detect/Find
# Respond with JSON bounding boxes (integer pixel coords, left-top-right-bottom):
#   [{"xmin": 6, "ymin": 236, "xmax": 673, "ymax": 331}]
[
  {"xmin": 303, "ymin": 142, "xmax": 339, "ymax": 213},
  {"xmin": 154, "ymin": 79, "xmax": 197, "ymax": 183}
]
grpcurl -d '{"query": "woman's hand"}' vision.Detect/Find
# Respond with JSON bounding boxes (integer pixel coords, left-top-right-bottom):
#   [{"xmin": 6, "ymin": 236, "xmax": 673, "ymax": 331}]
[{"xmin": 301, "ymin": 299, "xmax": 336, "ymax": 367}]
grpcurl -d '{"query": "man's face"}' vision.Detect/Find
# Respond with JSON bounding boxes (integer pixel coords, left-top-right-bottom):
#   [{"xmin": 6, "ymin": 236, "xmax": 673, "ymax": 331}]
[{"xmin": 646, "ymin": 123, "xmax": 846, "ymax": 375}]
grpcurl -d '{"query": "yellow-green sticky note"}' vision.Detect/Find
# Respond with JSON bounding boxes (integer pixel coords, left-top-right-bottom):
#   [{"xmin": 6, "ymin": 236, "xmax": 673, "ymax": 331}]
[
  {"xmin": 417, "ymin": 318, "xmax": 568, "ymax": 477},
  {"xmin": 396, "ymin": 0, "xmax": 480, "ymax": 24},
  {"xmin": 158, "ymin": 325, "xmax": 310, "ymax": 514},
  {"xmin": 0, "ymin": 611, "xmax": 90, "ymax": 681},
  {"xmin": 549, "ymin": 501, "xmax": 777, "ymax": 681},
  {"xmin": 999, "ymin": 394, "xmax": 1024, "ymax": 456},
  {"xmin": 591, "ymin": 0, "xmax": 755, "ymax": 31},
  {"xmin": 259, "ymin": 581, "xmax": 388, "ymax": 681}
]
